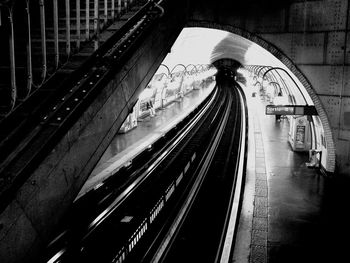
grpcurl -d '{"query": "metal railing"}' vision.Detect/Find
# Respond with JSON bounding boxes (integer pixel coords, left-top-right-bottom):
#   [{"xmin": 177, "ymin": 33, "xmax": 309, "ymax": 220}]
[
  {"xmin": 0, "ymin": 0, "xmax": 139, "ymax": 116},
  {"xmin": 247, "ymin": 65, "xmax": 297, "ymax": 104},
  {"xmin": 133, "ymin": 64, "xmax": 213, "ymax": 115}
]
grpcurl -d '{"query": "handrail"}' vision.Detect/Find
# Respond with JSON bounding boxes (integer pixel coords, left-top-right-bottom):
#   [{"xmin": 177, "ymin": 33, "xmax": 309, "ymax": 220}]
[
  {"xmin": 53, "ymin": 0, "xmax": 59, "ymax": 68},
  {"xmin": 25, "ymin": 0, "xmax": 33, "ymax": 96},
  {"xmin": 170, "ymin": 63, "xmax": 187, "ymax": 76},
  {"xmin": 76, "ymin": 0, "xmax": 81, "ymax": 49},
  {"xmin": 248, "ymin": 65, "xmax": 297, "ymax": 104},
  {"xmin": 65, "ymin": 0, "xmax": 71, "ymax": 57},
  {"xmin": 160, "ymin": 64, "xmax": 171, "ymax": 76},
  {"xmin": 8, "ymin": 6, "xmax": 16, "ymax": 110},
  {"xmin": 0, "ymin": 0, "xmax": 145, "ymax": 117},
  {"xmin": 262, "ymin": 67, "xmax": 308, "ymax": 105}
]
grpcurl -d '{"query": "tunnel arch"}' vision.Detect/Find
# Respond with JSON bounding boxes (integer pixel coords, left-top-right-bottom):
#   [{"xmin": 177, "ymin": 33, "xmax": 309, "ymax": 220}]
[{"xmin": 186, "ymin": 20, "xmax": 336, "ymax": 173}]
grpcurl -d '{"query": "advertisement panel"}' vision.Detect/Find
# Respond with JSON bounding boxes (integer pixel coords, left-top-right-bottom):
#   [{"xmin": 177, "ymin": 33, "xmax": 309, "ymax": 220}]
[{"xmin": 296, "ymin": 125, "xmax": 305, "ymax": 146}]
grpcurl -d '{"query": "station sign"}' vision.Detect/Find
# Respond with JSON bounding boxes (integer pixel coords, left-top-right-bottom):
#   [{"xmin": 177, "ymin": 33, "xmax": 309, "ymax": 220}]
[{"xmin": 266, "ymin": 105, "xmax": 317, "ymax": 116}]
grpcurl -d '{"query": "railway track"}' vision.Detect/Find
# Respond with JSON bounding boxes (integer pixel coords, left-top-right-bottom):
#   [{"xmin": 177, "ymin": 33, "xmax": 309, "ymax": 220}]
[
  {"xmin": 43, "ymin": 76, "xmax": 247, "ymax": 263},
  {"xmin": 154, "ymin": 79, "xmax": 247, "ymax": 263}
]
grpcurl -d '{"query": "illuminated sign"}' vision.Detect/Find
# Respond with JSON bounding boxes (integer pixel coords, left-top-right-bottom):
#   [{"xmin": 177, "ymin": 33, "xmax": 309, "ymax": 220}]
[{"xmin": 265, "ymin": 105, "xmax": 317, "ymax": 116}]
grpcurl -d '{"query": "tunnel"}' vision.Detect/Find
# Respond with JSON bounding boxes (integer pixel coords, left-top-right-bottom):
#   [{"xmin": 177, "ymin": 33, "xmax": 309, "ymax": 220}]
[{"xmin": 0, "ymin": 0, "xmax": 349, "ymax": 262}]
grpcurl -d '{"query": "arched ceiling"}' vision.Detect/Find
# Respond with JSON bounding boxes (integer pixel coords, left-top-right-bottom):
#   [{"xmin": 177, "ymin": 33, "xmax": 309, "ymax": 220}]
[
  {"xmin": 159, "ymin": 27, "xmax": 314, "ymax": 106},
  {"xmin": 210, "ymin": 35, "xmax": 251, "ymax": 65},
  {"xmin": 161, "ymin": 27, "xmax": 284, "ymax": 69}
]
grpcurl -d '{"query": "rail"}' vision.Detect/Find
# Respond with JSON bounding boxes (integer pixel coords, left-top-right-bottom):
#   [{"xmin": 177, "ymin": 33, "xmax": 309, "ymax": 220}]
[
  {"xmin": 43, "ymin": 79, "xmax": 247, "ymax": 263},
  {"xmin": 153, "ymin": 80, "xmax": 246, "ymax": 263},
  {"xmin": 219, "ymin": 82, "xmax": 248, "ymax": 263},
  {"xmin": 152, "ymin": 85, "xmax": 234, "ymax": 263},
  {"xmin": 43, "ymin": 85, "xmax": 220, "ymax": 263}
]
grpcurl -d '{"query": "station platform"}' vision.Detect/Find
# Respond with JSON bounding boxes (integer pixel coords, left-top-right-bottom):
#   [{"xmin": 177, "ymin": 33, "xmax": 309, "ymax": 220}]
[
  {"xmin": 77, "ymin": 80, "xmax": 350, "ymax": 263},
  {"xmin": 235, "ymin": 84, "xmax": 350, "ymax": 263}
]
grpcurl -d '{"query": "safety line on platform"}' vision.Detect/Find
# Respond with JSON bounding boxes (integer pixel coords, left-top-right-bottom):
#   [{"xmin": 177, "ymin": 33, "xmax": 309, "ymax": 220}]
[{"xmin": 249, "ymin": 108, "xmax": 268, "ymax": 263}]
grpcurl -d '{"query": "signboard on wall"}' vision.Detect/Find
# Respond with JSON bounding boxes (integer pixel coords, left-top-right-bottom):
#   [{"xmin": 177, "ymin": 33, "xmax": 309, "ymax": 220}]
[
  {"xmin": 265, "ymin": 105, "xmax": 317, "ymax": 116},
  {"xmin": 266, "ymin": 106, "xmax": 295, "ymax": 115}
]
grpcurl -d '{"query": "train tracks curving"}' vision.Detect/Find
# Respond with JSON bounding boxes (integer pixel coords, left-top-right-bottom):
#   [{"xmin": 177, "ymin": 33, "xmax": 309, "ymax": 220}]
[
  {"xmin": 153, "ymin": 80, "xmax": 247, "ymax": 263},
  {"xmin": 43, "ymin": 78, "xmax": 247, "ymax": 263}
]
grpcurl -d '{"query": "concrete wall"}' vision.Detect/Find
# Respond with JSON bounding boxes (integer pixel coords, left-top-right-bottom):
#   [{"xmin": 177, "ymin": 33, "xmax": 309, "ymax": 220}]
[
  {"xmin": 0, "ymin": 1, "xmax": 188, "ymax": 262},
  {"xmin": 189, "ymin": 0, "xmax": 350, "ymax": 175}
]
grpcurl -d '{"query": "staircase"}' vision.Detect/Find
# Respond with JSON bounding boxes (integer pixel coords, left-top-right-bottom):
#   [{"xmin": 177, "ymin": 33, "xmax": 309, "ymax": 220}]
[
  {"xmin": 0, "ymin": 0, "xmax": 154, "ymax": 210},
  {"xmin": 0, "ymin": 0, "xmax": 139, "ymax": 116}
]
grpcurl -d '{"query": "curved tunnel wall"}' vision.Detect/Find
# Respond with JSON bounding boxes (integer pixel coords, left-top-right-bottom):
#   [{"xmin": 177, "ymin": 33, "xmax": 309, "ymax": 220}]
[
  {"xmin": 187, "ymin": 19, "xmax": 336, "ymax": 172},
  {"xmin": 186, "ymin": 20, "xmax": 336, "ymax": 173},
  {"xmin": 187, "ymin": 0, "xmax": 350, "ymax": 175}
]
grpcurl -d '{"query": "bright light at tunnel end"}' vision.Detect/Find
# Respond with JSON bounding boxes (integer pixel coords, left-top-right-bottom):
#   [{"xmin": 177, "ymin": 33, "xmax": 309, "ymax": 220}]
[{"xmin": 157, "ymin": 27, "xmax": 314, "ymax": 106}]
